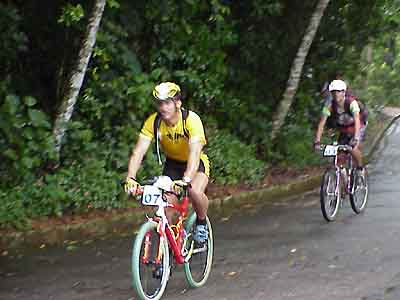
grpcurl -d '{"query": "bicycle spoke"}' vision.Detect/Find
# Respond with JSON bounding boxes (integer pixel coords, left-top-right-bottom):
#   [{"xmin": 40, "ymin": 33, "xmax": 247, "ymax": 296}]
[
  {"xmin": 132, "ymin": 222, "xmax": 170, "ymax": 300},
  {"xmin": 320, "ymin": 170, "xmax": 340, "ymax": 221},
  {"xmin": 350, "ymin": 171, "xmax": 368, "ymax": 214},
  {"xmin": 184, "ymin": 213, "xmax": 214, "ymax": 288}
]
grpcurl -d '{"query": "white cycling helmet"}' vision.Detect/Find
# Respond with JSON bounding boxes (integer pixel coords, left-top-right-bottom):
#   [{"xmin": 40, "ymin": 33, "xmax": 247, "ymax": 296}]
[
  {"xmin": 152, "ymin": 82, "xmax": 181, "ymax": 101},
  {"xmin": 328, "ymin": 79, "xmax": 347, "ymax": 92}
]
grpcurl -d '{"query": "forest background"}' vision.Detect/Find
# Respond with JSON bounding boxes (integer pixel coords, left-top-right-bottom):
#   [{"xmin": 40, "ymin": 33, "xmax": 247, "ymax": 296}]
[{"xmin": 1, "ymin": 0, "xmax": 400, "ymax": 229}]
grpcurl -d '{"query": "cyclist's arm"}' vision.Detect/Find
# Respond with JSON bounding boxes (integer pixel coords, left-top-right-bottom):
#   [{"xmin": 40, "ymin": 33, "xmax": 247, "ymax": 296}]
[
  {"xmin": 183, "ymin": 112, "xmax": 206, "ymax": 181},
  {"xmin": 184, "ymin": 139, "xmax": 203, "ymax": 181},
  {"xmin": 350, "ymin": 101, "xmax": 361, "ymax": 142},
  {"xmin": 315, "ymin": 116, "xmax": 328, "ymax": 143},
  {"xmin": 127, "ymin": 135, "xmax": 151, "ymax": 180},
  {"xmin": 353, "ymin": 112, "xmax": 361, "ymax": 141}
]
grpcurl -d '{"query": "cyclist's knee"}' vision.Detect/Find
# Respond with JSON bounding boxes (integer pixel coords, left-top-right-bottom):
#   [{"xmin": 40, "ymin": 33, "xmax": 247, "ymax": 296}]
[{"xmin": 189, "ymin": 186, "xmax": 203, "ymax": 199}]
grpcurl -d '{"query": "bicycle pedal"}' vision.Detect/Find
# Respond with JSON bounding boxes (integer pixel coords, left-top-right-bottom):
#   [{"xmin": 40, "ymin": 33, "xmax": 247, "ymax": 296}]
[{"xmin": 193, "ymin": 244, "xmax": 207, "ymax": 254}]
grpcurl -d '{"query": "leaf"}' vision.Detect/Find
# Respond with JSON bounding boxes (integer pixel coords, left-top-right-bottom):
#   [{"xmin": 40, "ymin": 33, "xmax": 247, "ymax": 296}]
[
  {"xmin": 21, "ymin": 157, "xmax": 34, "ymax": 169},
  {"xmin": 3, "ymin": 94, "xmax": 20, "ymax": 114},
  {"xmin": 4, "ymin": 149, "xmax": 18, "ymax": 161},
  {"xmin": 23, "ymin": 96, "xmax": 37, "ymax": 107},
  {"xmin": 150, "ymin": 68, "xmax": 164, "ymax": 79},
  {"xmin": 22, "ymin": 127, "xmax": 34, "ymax": 140},
  {"xmin": 106, "ymin": 0, "xmax": 120, "ymax": 9},
  {"xmin": 28, "ymin": 109, "xmax": 50, "ymax": 128},
  {"xmin": 121, "ymin": 49, "xmax": 141, "ymax": 74}
]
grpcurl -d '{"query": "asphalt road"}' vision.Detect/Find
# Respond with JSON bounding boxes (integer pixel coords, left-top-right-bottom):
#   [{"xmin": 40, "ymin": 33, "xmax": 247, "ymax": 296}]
[{"xmin": 1, "ymin": 120, "xmax": 400, "ymax": 300}]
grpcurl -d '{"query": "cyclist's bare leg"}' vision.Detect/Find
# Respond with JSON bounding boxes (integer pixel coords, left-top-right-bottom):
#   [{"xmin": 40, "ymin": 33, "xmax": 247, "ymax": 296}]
[
  {"xmin": 189, "ymin": 172, "xmax": 209, "ymax": 220},
  {"xmin": 351, "ymin": 145, "xmax": 363, "ymax": 168}
]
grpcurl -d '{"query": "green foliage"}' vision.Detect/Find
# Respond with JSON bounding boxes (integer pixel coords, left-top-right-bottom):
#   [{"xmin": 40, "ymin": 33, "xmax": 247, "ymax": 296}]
[
  {"xmin": 0, "ymin": 157, "xmax": 123, "ymax": 229},
  {"xmin": 273, "ymin": 123, "xmax": 322, "ymax": 168},
  {"xmin": 0, "ymin": 0, "xmax": 397, "ymax": 229},
  {"xmin": 0, "ymin": 189, "xmax": 28, "ymax": 230},
  {"xmin": 207, "ymin": 127, "xmax": 266, "ymax": 185},
  {"xmin": 58, "ymin": 3, "xmax": 85, "ymax": 27},
  {"xmin": 353, "ymin": 35, "xmax": 400, "ymax": 107},
  {"xmin": 270, "ymin": 89, "xmax": 323, "ymax": 168},
  {"xmin": 133, "ymin": 0, "xmax": 237, "ymax": 113},
  {"xmin": 0, "ymin": 94, "xmax": 54, "ymax": 186},
  {"xmin": 106, "ymin": 0, "xmax": 120, "ymax": 9},
  {"xmin": 0, "ymin": 3, "xmax": 28, "ymax": 76}
]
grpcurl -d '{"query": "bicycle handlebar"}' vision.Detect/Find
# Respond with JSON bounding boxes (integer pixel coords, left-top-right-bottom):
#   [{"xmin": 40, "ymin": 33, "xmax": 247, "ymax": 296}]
[
  {"xmin": 122, "ymin": 176, "xmax": 191, "ymax": 197},
  {"xmin": 319, "ymin": 144, "xmax": 353, "ymax": 152}
]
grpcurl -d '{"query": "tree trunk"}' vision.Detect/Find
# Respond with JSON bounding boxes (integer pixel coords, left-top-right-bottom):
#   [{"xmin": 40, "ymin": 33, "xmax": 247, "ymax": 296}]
[
  {"xmin": 52, "ymin": 0, "xmax": 106, "ymax": 163},
  {"xmin": 363, "ymin": 39, "xmax": 374, "ymax": 89},
  {"xmin": 270, "ymin": 0, "xmax": 330, "ymax": 141}
]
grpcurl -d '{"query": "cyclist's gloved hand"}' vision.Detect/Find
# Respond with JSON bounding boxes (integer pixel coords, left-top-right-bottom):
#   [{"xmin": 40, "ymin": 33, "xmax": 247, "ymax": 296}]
[
  {"xmin": 172, "ymin": 177, "xmax": 190, "ymax": 195},
  {"xmin": 313, "ymin": 141, "xmax": 321, "ymax": 152},
  {"xmin": 349, "ymin": 138, "xmax": 359, "ymax": 148},
  {"xmin": 124, "ymin": 177, "xmax": 140, "ymax": 196}
]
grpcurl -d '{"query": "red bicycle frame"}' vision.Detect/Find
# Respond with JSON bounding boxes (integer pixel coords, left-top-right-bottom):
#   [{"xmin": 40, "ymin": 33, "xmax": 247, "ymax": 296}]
[{"xmin": 142, "ymin": 189, "xmax": 190, "ymax": 265}]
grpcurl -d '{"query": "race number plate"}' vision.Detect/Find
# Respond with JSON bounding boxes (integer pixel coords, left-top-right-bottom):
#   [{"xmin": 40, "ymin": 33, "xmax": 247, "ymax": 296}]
[
  {"xmin": 142, "ymin": 185, "xmax": 163, "ymax": 206},
  {"xmin": 323, "ymin": 145, "xmax": 338, "ymax": 157}
]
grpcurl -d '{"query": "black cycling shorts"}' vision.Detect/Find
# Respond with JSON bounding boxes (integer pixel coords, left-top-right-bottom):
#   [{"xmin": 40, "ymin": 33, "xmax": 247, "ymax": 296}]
[
  {"xmin": 338, "ymin": 125, "xmax": 367, "ymax": 145},
  {"xmin": 163, "ymin": 158, "xmax": 206, "ymax": 180}
]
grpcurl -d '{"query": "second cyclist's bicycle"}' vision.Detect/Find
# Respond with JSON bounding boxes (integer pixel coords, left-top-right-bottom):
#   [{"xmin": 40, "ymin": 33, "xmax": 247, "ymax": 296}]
[
  {"xmin": 319, "ymin": 143, "xmax": 369, "ymax": 221},
  {"xmin": 130, "ymin": 176, "xmax": 213, "ymax": 300}
]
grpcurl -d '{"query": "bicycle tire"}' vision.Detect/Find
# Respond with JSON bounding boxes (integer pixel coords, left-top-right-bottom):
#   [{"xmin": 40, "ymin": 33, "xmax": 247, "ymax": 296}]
[
  {"xmin": 350, "ymin": 169, "xmax": 368, "ymax": 214},
  {"xmin": 132, "ymin": 221, "xmax": 170, "ymax": 300},
  {"xmin": 184, "ymin": 212, "xmax": 214, "ymax": 288},
  {"xmin": 320, "ymin": 169, "xmax": 341, "ymax": 222}
]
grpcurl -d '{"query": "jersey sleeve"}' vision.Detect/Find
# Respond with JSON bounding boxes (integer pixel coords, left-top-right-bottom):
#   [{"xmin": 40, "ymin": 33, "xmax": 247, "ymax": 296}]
[
  {"xmin": 349, "ymin": 101, "xmax": 360, "ymax": 115},
  {"xmin": 139, "ymin": 113, "xmax": 158, "ymax": 140},
  {"xmin": 321, "ymin": 105, "xmax": 331, "ymax": 117},
  {"xmin": 186, "ymin": 112, "xmax": 207, "ymax": 145}
]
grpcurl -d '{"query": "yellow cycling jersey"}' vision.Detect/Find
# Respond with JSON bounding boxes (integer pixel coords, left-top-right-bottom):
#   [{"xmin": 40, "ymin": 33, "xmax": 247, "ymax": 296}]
[{"xmin": 140, "ymin": 110, "xmax": 210, "ymax": 175}]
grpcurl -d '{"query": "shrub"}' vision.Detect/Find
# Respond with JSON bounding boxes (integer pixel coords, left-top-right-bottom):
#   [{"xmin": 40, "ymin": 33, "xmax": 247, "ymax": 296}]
[{"xmin": 207, "ymin": 128, "xmax": 266, "ymax": 185}]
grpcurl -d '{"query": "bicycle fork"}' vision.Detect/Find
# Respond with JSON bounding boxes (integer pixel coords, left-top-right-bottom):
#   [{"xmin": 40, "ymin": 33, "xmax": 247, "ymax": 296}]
[
  {"xmin": 335, "ymin": 167, "xmax": 345, "ymax": 207},
  {"xmin": 141, "ymin": 232, "xmax": 152, "ymax": 264}
]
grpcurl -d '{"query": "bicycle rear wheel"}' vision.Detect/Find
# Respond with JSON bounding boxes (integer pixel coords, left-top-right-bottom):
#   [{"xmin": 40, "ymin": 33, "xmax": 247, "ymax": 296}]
[
  {"xmin": 320, "ymin": 169, "xmax": 341, "ymax": 222},
  {"xmin": 132, "ymin": 221, "xmax": 170, "ymax": 300},
  {"xmin": 350, "ymin": 169, "xmax": 368, "ymax": 214},
  {"xmin": 184, "ymin": 212, "xmax": 214, "ymax": 288}
]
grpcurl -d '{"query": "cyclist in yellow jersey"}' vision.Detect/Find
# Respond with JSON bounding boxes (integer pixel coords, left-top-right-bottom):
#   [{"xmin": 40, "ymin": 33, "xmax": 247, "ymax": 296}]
[{"xmin": 124, "ymin": 82, "xmax": 210, "ymax": 243}]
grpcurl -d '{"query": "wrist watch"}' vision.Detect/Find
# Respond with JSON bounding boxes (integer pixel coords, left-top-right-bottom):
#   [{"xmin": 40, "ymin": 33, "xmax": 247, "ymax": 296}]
[{"xmin": 182, "ymin": 176, "xmax": 191, "ymax": 183}]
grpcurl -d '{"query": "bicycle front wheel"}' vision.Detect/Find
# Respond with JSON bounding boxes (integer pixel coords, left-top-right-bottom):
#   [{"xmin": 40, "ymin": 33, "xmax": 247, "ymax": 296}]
[
  {"xmin": 131, "ymin": 221, "xmax": 170, "ymax": 300},
  {"xmin": 350, "ymin": 169, "xmax": 368, "ymax": 214},
  {"xmin": 320, "ymin": 169, "xmax": 340, "ymax": 222},
  {"xmin": 184, "ymin": 213, "xmax": 214, "ymax": 288}
]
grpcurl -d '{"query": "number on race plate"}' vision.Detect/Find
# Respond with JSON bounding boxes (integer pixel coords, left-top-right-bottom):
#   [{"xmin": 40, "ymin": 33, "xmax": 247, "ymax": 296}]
[
  {"xmin": 141, "ymin": 185, "xmax": 163, "ymax": 206},
  {"xmin": 323, "ymin": 145, "xmax": 338, "ymax": 157}
]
